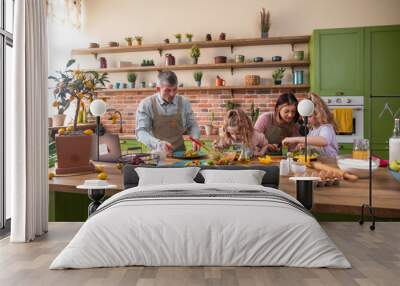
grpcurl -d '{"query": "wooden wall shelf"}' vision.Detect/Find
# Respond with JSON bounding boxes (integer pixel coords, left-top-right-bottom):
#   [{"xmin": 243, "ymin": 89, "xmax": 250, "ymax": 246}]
[
  {"xmin": 95, "ymin": 84, "xmax": 310, "ymax": 93},
  {"xmin": 72, "ymin": 36, "xmax": 310, "ymax": 56},
  {"xmin": 83, "ymin": 60, "xmax": 310, "ymax": 74}
]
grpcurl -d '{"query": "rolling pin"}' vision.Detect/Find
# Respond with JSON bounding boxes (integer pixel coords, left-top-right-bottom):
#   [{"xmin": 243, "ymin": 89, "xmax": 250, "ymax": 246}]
[{"xmin": 311, "ymin": 162, "xmax": 359, "ymax": 181}]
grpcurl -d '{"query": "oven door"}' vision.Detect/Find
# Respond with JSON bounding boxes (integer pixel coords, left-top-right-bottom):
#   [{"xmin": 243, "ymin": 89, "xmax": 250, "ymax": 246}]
[{"xmin": 328, "ymin": 106, "xmax": 364, "ymax": 143}]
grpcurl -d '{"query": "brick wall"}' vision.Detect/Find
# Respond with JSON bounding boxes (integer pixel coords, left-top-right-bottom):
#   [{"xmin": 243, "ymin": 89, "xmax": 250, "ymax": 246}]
[{"xmin": 98, "ymin": 88, "xmax": 308, "ymax": 136}]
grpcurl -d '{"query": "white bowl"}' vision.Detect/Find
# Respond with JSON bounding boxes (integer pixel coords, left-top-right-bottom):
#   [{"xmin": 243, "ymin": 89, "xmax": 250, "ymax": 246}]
[
  {"xmin": 336, "ymin": 157, "xmax": 379, "ymax": 178},
  {"xmin": 291, "ymin": 163, "xmax": 307, "ymax": 174}
]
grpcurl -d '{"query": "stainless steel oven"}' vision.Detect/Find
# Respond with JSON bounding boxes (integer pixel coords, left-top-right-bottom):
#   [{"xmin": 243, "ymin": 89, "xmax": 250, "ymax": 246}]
[{"xmin": 321, "ymin": 96, "xmax": 364, "ymax": 144}]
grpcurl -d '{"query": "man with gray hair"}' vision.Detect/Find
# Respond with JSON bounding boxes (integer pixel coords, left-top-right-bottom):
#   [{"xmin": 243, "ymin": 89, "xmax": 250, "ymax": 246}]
[{"xmin": 135, "ymin": 71, "xmax": 201, "ymax": 152}]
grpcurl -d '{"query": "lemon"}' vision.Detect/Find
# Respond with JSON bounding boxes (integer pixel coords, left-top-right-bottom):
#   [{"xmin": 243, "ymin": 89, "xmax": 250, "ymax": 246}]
[
  {"xmin": 83, "ymin": 129, "xmax": 93, "ymax": 135},
  {"xmin": 390, "ymin": 161, "xmax": 400, "ymax": 172},
  {"xmin": 97, "ymin": 172, "xmax": 108, "ymax": 180},
  {"xmin": 258, "ymin": 155, "xmax": 272, "ymax": 164},
  {"xmin": 58, "ymin": 128, "xmax": 66, "ymax": 135},
  {"xmin": 48, "ymin": 172, "xmax": 55, "ymax": 180},
  {"xmin": 95, "ymin": 165, "xmax": 104, "ymax": 173}
]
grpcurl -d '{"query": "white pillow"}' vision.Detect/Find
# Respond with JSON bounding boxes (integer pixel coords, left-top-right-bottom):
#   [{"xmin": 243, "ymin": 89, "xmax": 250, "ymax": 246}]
[
  {"xmin": 136, "ymin": 167, "xmax": 200, "ymax": 186},
  {"xmin": 200, "ymin": 169, "xmax": 266, "ymax": 185}
]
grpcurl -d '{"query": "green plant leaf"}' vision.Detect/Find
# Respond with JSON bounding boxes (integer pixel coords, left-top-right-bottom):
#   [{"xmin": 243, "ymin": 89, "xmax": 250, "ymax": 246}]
[{"xmin": 66, "ymin": 59, "xmax": 76, "ymax": 68}]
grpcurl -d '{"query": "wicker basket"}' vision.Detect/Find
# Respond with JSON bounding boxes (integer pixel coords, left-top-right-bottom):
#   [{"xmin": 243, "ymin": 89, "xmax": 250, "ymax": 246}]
[{"xmin": 245, "ymin": 75, "xmax": 261, "ymax": 86}]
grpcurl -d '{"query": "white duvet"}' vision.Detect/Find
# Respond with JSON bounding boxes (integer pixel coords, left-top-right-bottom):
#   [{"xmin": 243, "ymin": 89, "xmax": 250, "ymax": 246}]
[{"xmin": 50, "ymin": 183, "xmax": 351, "ymax": 269}]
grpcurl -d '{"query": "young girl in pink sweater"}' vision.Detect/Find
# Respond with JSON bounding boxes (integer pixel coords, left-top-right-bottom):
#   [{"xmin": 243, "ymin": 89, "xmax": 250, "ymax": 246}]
[{"xmin": 214, "ymin": 109, "xmax": 269, "ymax": 157}]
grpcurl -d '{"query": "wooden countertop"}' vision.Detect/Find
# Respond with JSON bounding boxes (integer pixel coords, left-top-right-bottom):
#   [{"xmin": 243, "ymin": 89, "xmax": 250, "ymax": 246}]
[{"xmin": 49, "ymin": 157, "xmax": 400, "ymax": 217}]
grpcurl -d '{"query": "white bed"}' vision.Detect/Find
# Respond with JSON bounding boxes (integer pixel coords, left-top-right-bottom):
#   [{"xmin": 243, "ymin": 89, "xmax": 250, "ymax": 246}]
[{"xmin": 50, "ymin": 183, "xmax": 351, "ymax": 269}]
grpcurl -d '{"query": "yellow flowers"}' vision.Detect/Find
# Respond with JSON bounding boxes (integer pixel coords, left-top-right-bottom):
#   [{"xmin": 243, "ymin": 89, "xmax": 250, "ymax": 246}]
[
  {"xmin": 97, "ymin": 172, "xmax": 108, "ymax": 180},
  {"xmin": 74, "ymin": 70, "xmax": 85, "ymax": 81},
  {"xmin": 84, "ymin": 80, "xmax": 94, "ymax": 90},
  {"xmin": 83, "ymin": 129, "xmax": 93, "ymax": 135},
  {"xmin": 258, "ymin": 155, "xmax": 272, "ymax": 164}
]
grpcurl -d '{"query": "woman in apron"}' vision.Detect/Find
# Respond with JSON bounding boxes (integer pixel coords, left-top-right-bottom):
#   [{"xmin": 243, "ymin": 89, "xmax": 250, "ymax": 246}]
[{"xmin": 254, "ymin": 93, "xmax": 301, "ymax": 152}]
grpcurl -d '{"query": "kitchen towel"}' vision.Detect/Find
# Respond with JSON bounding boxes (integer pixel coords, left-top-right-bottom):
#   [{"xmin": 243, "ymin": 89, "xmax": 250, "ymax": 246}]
[{"xmin": 332, "ymin": 108, "xmax": 353, "ymax": 133}]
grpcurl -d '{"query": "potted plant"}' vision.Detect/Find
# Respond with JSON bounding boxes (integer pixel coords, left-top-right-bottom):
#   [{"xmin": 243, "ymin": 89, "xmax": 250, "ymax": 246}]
[
  {"xmin": 125, "ymin": 37, "xmax": 133, "ymax": 46},
  {"xmin": 49, "ymin": 59, "xmax": 109, "ymax": 130},
  {"xmin": 205, "ymin": 112, "xmax": 216, "ymax": 136},
  {"xmin": 186, "ymin": 33, "xmax": 193, "ymax": 42},
  {"xmin": 48, "ymin": 59, "xmax": 109, "ymax": 174},
  {"xmin": 127, "ymin": 72, "xmax": 137, "ymax": 88},
  {"xmin": 272, "ymin": 67, "xmax": 285, "ymax": 85},
  {"xmin": 135, "ymin": 36, "xmax": 142, "ymax": 46},
  {"xmin": 190, "ymin": 45, "xmax": 201, "ymax": 64},
  {"xmin": 175, "ymin": 33, "xmax": 182, "ymax": 43},
  {"xmin": 193, "ymin": 71, "xmax": 203, "ymax": 87},
  {"xmin": 260, "ymin": 8, "xmax": 270, "ymax": 38},
  {"xmin": 249, "ymin": 103, "xmax": 260, "ymax": 124},
  {"xmin": 51, "ymin": 81, "xmax": 71, "ymax": 127}
]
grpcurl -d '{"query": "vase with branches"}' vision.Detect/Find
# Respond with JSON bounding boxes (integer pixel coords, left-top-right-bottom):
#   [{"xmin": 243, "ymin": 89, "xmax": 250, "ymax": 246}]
[{"xmin": 260, "ymin": 8, "xmax": 270, "ymax": 38}]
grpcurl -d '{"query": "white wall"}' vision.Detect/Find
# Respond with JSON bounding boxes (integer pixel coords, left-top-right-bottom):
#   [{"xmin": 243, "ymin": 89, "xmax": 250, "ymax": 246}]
[{"xmin": 48, "ymin": 0, "xmax": 400, "ymax": 115}]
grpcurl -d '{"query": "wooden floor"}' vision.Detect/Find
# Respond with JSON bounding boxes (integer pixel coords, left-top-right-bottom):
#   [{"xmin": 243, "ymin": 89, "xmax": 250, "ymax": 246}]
[{"xmin": 0, "ymin": 222, "xmax": 399, "ymax": 286}]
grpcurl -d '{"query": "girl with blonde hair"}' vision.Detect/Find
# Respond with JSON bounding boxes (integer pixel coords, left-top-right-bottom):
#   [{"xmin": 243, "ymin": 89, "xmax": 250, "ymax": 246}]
[
  {"xmin": 214, "ymin": 109, "xmax": 269, "ymax": 157},
  {"xmin": 282, "ymin": 93, "xmax": 338, "ymax": 157}
]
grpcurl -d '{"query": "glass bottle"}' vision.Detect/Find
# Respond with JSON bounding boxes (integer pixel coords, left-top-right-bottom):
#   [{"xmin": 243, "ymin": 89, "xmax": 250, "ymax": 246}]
[{"xmin": 389, "ymin": 118, "xmax": 400, "ymax": 163}]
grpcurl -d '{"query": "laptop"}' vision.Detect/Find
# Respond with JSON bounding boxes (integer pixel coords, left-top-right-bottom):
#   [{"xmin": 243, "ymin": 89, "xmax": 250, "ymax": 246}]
[{"xmin": 91, "ymin": 133, "xmax": 122, "ymax": 162}]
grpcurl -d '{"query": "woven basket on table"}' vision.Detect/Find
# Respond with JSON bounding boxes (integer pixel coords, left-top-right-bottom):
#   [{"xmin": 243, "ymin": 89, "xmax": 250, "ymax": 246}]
[{"xmin": 244, "ymin": 75, "xmax": 261, "ymax": 86}]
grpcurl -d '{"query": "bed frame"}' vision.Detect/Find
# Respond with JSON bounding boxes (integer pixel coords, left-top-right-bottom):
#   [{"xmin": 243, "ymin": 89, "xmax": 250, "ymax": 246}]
[{"xmin": 123, "ymin": 165, "xmax": 280, "ymax": 189}]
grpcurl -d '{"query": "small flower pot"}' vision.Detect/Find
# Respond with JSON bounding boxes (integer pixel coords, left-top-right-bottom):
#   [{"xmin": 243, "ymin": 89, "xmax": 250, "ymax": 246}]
[
  {"xmin": 274, "ymin": 80, "xmax": 282, "ymax": 85},
  {"xmin": 196, "ymin": 80, "xmax": 201, "ymax": 87},
  {"xmin": 214, "ymin": 56, "xmax": 227, "ymax": 64},
  {"xmin": 53, "ymin": 114, "xmax": 66, "ymax": 127},
  {"xmin": 140, "ymin": 81, "xmax": 146, "ymax": 88},
  {"xmin": 211, "ymin": 126, "xmax": 219, "ymax": 135},
  {"xmin": 205, "ymin": 124, "xmax": 213, "ymax": 136},
  {"xmin": 261, "ymin": 31, "xmax": 269, "ymax": 39},
  {"xmin": 122, "ymin": 83, "xmax": 128, "ymax": 88},
  {"xmin": 192, "ymin": 58, "xmax": 198, "ymax": 64},
  {"xmin": 187, "ymin": 38, "xmax": 192, "ymax": 42},
  {"xmin": 176, "ymin": 38, "xmax": 181, "ymax": 43},
  {"xmin": 115, "ymin": 82, "xmax": 121, "ymax": 89},
  {"xmin": 129, "ymin": 82, "xmax": 136, "ymax": 88}
]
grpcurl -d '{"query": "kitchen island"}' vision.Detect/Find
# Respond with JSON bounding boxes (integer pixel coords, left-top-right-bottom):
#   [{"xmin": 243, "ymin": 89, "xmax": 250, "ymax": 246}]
[{"xmin": 49, "ymin": 157, "xmax": 400, "ymax": 221}]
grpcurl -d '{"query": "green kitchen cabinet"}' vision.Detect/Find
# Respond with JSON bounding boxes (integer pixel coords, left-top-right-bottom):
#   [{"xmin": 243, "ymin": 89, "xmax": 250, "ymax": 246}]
[
  {"xmin": 366, "ymin": 97, "xmax": 400, "ymax": 159},
  {"xmin": 311, "ymin": 28, "xmax": 364, "ymax": 96},
  {"xmin": 365, "ymin": 25, "xmax": 400, "ymax": 98}
]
